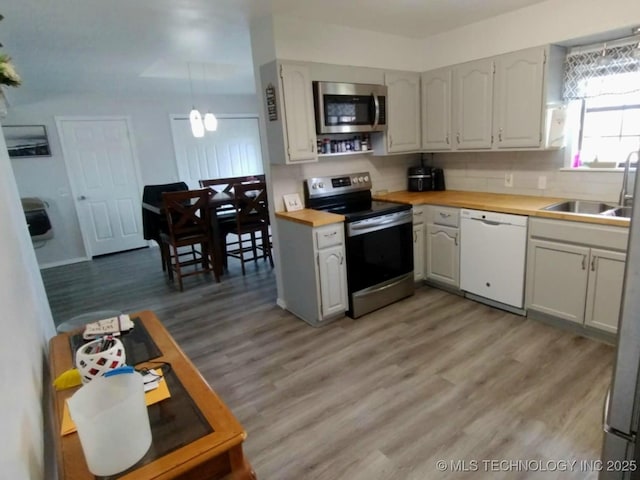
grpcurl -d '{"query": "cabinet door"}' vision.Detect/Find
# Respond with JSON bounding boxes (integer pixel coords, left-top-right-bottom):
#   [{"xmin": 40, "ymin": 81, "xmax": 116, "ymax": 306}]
[
  {"xmin": 585, "ymin": 249, "xmax": 626, "ymax": 334},
  {"xmin": 493, "ymin": 47, "xmax": 545, "ymax": 148},
  {"xmin": 426, "ymin": 224, "xmax": 459, "ymax": 287},
  {"xmin": 318, "ymin": 245, "xmax": 348, "ymax": 320},
  {"xmin": 453, "ymin": 59, "xmax": 494, "ymax": 150},
  {"xmin": 526, "ymin": 239, "xmax": 589, "ymax": 323},
  {"xmin": 413, "ymin": 223, "xmax": 425, "ymax": 281},
  {"xmin": 421, "ymin": 68, "xmax": 452, "ymax": 151},
  {"xmin": 280, "ymin": 64, "xmax": 317, "ymax": 163},
  {"xmin": 385, "ymin": 72, "xmax": 421, "ymax": 153}
]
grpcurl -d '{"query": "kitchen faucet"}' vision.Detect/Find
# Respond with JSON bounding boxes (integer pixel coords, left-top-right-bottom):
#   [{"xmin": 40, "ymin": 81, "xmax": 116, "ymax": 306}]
[{"xmin": 619, "ymin": 150, "xmax": 639, "ymax": 207}]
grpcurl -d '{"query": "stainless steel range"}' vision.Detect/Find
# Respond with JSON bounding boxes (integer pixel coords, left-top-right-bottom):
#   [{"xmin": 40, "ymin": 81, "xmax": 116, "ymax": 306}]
[{"xmin": 304, "ymin": 172, "xmax": 414, "ymax": 318}]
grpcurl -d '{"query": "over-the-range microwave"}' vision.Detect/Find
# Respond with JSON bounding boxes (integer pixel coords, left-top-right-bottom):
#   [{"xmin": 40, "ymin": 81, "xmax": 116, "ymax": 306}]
[{"xmin": 313, "ymin": 81, "xmax": 387, "ymax": 134}]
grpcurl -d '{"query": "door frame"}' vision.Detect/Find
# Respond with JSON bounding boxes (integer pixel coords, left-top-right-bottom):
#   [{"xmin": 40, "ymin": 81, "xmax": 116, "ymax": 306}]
[{"xmin": 55, "ymin": 115, "xmax": 145, "ymax": 258}]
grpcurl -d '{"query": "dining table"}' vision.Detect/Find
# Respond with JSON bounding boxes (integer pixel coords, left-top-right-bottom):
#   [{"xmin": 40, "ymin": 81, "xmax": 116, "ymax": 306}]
[{"xmin": 142, "ymin": 191, "xmax": 236, "ymax": 278}]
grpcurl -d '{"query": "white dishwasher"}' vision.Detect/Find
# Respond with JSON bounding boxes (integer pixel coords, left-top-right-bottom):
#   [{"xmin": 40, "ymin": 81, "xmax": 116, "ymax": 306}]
[{"xmin": 460, "ymin": 209, "xmax": 528, "ymax": 309}]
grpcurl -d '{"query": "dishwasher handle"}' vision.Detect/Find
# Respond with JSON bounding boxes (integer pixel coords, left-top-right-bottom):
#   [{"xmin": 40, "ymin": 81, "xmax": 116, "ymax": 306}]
[{"xmin": 470, "ymin": 217, "xmax": 503, "ymax": 227}]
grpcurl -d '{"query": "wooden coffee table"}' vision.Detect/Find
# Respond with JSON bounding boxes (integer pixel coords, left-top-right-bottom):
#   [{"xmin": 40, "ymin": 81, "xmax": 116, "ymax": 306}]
[{"xmin": 49, "ymin": 310, "xmax": 255, "ymax": 480}]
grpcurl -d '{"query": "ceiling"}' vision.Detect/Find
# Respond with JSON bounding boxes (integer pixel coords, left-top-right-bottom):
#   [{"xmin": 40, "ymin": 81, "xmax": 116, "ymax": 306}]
[{"xmin": 1, "ymin": 0, "xmax": 549, "ymax": 102}]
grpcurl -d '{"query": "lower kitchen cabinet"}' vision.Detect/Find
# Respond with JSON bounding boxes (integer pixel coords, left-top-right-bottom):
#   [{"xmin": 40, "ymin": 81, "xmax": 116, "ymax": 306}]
[
  {"xmin": 277, "ymin": 219, "xmax": 348, "ymax": 326},
  {"xmin": 426, "ymin": 224, "xmax": 459, "ymax": 287},
  {"xmin": 425, "ymin": 206, "xmax": 460, "ymax": 288},
  {"xmin": 526, "ymin": 218, "xmax": 628, "ymax": 334},
  {"xmin": 584, "ymin": 248, "xmax": 626, "ymax": 334}
]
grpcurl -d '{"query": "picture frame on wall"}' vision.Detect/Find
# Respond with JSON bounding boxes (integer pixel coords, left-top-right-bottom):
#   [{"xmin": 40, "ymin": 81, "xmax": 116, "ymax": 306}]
[{"xmin": 3, "ymin": 125, "xmax": 51, "ymax": 158}]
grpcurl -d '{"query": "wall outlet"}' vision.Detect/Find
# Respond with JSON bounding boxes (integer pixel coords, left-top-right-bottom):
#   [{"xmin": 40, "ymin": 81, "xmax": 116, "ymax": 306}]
[
  {"xmin": 504, "ymin": 173, "xmax": 513, "ymax": 188},
  {"xmin": 538, "ymin": 176, "xmax": 547, "ymax": 190}
]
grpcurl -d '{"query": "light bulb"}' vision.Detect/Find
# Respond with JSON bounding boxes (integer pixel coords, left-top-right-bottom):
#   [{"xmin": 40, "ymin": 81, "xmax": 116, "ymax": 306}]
[
  {"xmin": 190, "ymin": 108, "xmax": 205, "ymax": 138},
  {"xmin": 204, "ymin": 112, "xmax": 218, "ymax": 132},
  {"xmin": 633, "ymin": 43, "xmax": 640, "ymax": 59},
  {"xmin": 596, "ymin": 44, "xmax": 610, "ymax": 67}
]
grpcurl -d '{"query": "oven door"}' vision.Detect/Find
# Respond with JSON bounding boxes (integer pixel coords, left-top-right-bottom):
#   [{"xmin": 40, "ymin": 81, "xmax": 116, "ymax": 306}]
[{"xmin": 345, "ymin": 210, "xmax": 414, "ymax": 317}]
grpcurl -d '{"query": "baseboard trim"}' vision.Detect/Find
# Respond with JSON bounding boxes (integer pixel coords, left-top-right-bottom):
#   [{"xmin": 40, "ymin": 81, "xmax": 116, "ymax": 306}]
[
  {"xmin": 276, "ymin": 297, "xmax": 287, "ymax": 310},
  {"xmin": 39, "ymin": 257, "xmax": 89, "ymax": 270},
  {"xmin": 464, "ymin": 292, "xmax": 526, "ymax": 316},
  {"xmin": 527, "ymin": 308, "xmax": 616, "ymax": 345}
]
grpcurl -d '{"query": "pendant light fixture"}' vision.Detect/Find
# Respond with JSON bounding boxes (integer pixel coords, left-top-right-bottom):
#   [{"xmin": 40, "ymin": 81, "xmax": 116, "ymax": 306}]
[
  {"xmin": 202, "ymin": 64, "xmax": 218, "ymax": 132},
  {"xmin": 188, "ymin": 63, "xmax": 204, "ymax": 138},
  {"xmin": 596, "ymin": 43, "xmax": 611, "ymax": 67}
]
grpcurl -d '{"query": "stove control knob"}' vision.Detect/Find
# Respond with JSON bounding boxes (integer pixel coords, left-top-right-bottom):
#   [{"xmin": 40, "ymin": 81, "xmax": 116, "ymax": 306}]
[
  {"xmin": 311, "ymin": 183, "xmax": 318, "ymax": 189},
  {"xmin": 352, "ymin": 177, "xmax": 359, "ymax": 184},
  {"xmin": 364, "ymin": 175, "xmax": 370, "ymax": 182},
  {"xmin": 358, "ymin": 176, "xmax": 365, "ymax": 183},
  {"xmin": 318, "ymin": 182, "xmax": 325, "ymax": 188}
]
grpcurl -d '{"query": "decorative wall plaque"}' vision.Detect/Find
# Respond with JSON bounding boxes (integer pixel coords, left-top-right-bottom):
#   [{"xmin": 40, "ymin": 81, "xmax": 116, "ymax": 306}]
[{"xmin": 265, "ymin": 83, "xmax": 277, "ymax": 121}]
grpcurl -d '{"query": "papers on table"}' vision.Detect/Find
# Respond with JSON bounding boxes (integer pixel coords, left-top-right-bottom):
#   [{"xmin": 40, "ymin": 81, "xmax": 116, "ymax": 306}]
[{"xmin": 82, "ymin": 314, "xmax": 134, "ymax": 340}]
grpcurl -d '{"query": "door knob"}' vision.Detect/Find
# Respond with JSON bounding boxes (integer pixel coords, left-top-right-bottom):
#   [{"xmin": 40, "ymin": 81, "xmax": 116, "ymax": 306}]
[{"xmin": 78, "ymin": 195, "xmax": 87, "ymax": 200}]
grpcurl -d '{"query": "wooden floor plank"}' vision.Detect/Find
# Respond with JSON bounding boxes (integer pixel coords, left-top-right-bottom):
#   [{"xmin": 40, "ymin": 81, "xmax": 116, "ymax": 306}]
[{"xmin": 42, "ymin": 247, "xmax": 615, "ymax": 479}]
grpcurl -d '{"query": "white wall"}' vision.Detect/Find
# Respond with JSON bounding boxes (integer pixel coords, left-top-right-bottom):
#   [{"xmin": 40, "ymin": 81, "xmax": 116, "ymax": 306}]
[
  {"xmin": 272, "ymin": 15, "xmax": 421, "ymax": 72},
  {"xmin": 0, "ymin": 120, "xmax": 56, "ymax": 480},
  {"xmin": 418, "ymin": 0, "xmax": 640, "ymax": 71},
  {"xmin": 6, "ymin": 92, "xmax": 258, "ymax": 268}
]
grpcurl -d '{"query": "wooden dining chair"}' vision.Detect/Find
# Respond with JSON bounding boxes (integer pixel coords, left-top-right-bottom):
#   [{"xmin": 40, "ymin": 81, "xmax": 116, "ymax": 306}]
[
  {"xmin": 223, "ymin": 182, "xmax": 273, "ymax": 275},
  {"xmin": 160, "ymin": 189, "xmax": 219, "ymax": 291},
  {"xmin": 142, "ymin": 182, "xmax": 188, "ymax": 271},
  {"xmin": 199, "ymin": 175, "xmax": 267, "ymax": 270}
]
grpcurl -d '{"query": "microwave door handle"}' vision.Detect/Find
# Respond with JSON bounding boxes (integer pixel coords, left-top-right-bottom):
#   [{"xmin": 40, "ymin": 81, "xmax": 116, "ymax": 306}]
[{"xmin": 371, "ymin": 93, "xmax": 380, "ymax": 130}]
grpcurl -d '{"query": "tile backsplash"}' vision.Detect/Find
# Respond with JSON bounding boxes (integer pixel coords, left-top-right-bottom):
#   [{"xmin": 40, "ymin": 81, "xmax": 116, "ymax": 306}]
[{"xmin": 433, "ymin": 150, "xmax": 630, "ymax": 203}]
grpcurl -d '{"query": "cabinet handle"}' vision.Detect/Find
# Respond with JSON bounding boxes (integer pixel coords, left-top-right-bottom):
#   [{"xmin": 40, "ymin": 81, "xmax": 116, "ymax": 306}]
[
  {"xmin": 324, "ymin": 231, "xmax": 337, "ymax": 238},
  {"xmin": 310, "ymin": 140, "xmax": 315, "ymax": 152},
  {"xmin": 389, "ymin": 134, "xmax": 393, "ymax": 148},
  {"xmin": 414, "ymin": 210, "xmax": 423, "ymax": 216},
  {"xmin": 591, "ymin": 255, "xmax": 597, "ymax": 272},
  {"xmin": 439, "ymin": 212, "xmax": 451, "ymax": 218},
  {"xmin": 340, "ymin": 253, "xmax": 344, "ymax": 265},
  {"xmin": 456, "ymin": 132, "xmax": 460, "ymax": 144},
  {"xmin": 446, "ymin": 134, "xmax": 450, "ymax": 145},
  {"xmin": 582, "ymin": 255, "xmax": 587, "ymax": 270},
  {"xmin": 414, "ymin": 231, "xmax": 417, "ymax": 243},
  {"xmin": 498, "ymin": 128, "xmax": 503, "ymax": 142},
  {"xmin": 454, "ymin": 234, "xmax": 458, "ymax": 246}
]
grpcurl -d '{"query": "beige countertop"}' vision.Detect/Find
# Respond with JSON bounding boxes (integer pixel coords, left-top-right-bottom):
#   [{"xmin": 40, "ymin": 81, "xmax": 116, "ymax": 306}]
[
  {"xmin": 372, "ymin": 190, "xmax": 630, "ymax": 228},
  {"xmin": 275, "ymin": 209, "xmax": 345, "ymax": 227}
]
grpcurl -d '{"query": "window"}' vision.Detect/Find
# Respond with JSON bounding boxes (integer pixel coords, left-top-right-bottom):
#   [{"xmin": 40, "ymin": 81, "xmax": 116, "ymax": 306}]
[
  {"xmin": 564, "ymin": 41, "xmax": 640, "ymax": 168},
  {"xmin": 577, "ymin": 85, "xmax": 640, "ymax": 167}
]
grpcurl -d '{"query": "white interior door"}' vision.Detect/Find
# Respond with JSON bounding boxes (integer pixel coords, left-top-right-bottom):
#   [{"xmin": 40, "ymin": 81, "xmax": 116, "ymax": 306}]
[
  {"xmin": 58, "ymin": 117, "xmax": 145, "ymax": 257},
  {"xmin": 170, "ymin": 116, "xmax": 263, "ymax": 189}
]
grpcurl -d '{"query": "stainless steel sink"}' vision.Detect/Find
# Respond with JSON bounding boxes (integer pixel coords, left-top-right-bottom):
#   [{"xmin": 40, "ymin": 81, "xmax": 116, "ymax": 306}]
[
  {"xmin": 601, "ymin": 206, "xmax": 633, "ymax": 218},
  {"xmin": 542, "ymin": 200, "xmax": 617, "ymax": 215}
]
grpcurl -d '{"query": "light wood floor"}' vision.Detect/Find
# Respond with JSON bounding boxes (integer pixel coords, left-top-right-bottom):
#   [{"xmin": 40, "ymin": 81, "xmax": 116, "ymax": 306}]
[{"xmin": 42, "ymin": 247, "xmax": 615, "ymax": 480}]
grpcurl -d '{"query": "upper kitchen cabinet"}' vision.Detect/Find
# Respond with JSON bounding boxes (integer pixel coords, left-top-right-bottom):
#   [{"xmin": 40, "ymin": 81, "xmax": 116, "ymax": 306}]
[
  {"xmin": 493, "ymin": 47, "xmax": 546, "ymax": 149},
  {"xmin": 377, "ymin": 71, "xmax": 421, "ymax": 154},
  {"xmin": 421, "ymin": 68, "xmax": 452, "ymax": 151},
  {"xmin": 422, "ymin": 45, "xmax": 566, "ymax": 153},
  {"xmin": 260, "ymin": 61, "xmax": 318, "ymax": 164},
  {"xmin": 452, "ymin": 58, "xmax": 494, "ymax": 150}
]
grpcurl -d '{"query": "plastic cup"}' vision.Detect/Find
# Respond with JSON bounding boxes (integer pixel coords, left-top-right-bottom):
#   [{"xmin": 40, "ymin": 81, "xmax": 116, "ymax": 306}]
[{"xmin": 67, "ymin": 368, "xmax": 152, "ymax": 476}]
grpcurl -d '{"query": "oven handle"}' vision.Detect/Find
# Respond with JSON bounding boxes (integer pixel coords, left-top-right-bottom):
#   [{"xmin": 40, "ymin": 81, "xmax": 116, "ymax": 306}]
[{"xmin": 347, "ymin": 213, "xmax": 412, "ymax": 237}]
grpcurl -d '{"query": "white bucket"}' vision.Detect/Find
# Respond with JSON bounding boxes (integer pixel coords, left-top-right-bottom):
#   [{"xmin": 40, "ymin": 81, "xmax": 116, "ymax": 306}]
[{"xmin": 67, "ymin": 367, "xmax": 152, "ymax": 476}]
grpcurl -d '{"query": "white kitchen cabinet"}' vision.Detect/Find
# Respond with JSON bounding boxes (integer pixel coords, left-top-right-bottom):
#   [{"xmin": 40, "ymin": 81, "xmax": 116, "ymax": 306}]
[
  {"xmin": 452, "ymin": 58, "xmax": 494, "ymax": 150},
  {"xmin": 277, "ymin": 219, "xmax": 347, "ymax": 326},
  {"xmin": 425, "ymin": 206, "xmax": 460, "ymax": 288},
  {"xmin": 526, "ymin": 218, "xmax": 628, "ymax": 334},
  {"xmin": 412, "ymin": 206, "xmax": 425, "ymax": 281},
  {"xmin": 260, "ymin": 61, "xmax": 317, "ymax": 164},
  {"xmin": 584, "ymin": 249, "xmax": 626, "ymax": 334},
  {"xmin": 527, "ymin": 239, "xmax": 590, "ymax": 323},
  {"xmin": 426, "ymin": 225, "xmax": 459, "ymax": 288},
  {"xmin": 383, "ymin": 71, "xmax": 421, "ymax": 153},
  {"xmin": 421, "ymin": 68, "xmax": 452, "ymax": 151},
  {"xmin": 493, "ymin": 47, "xmax": 546, "ymax": 149}
]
